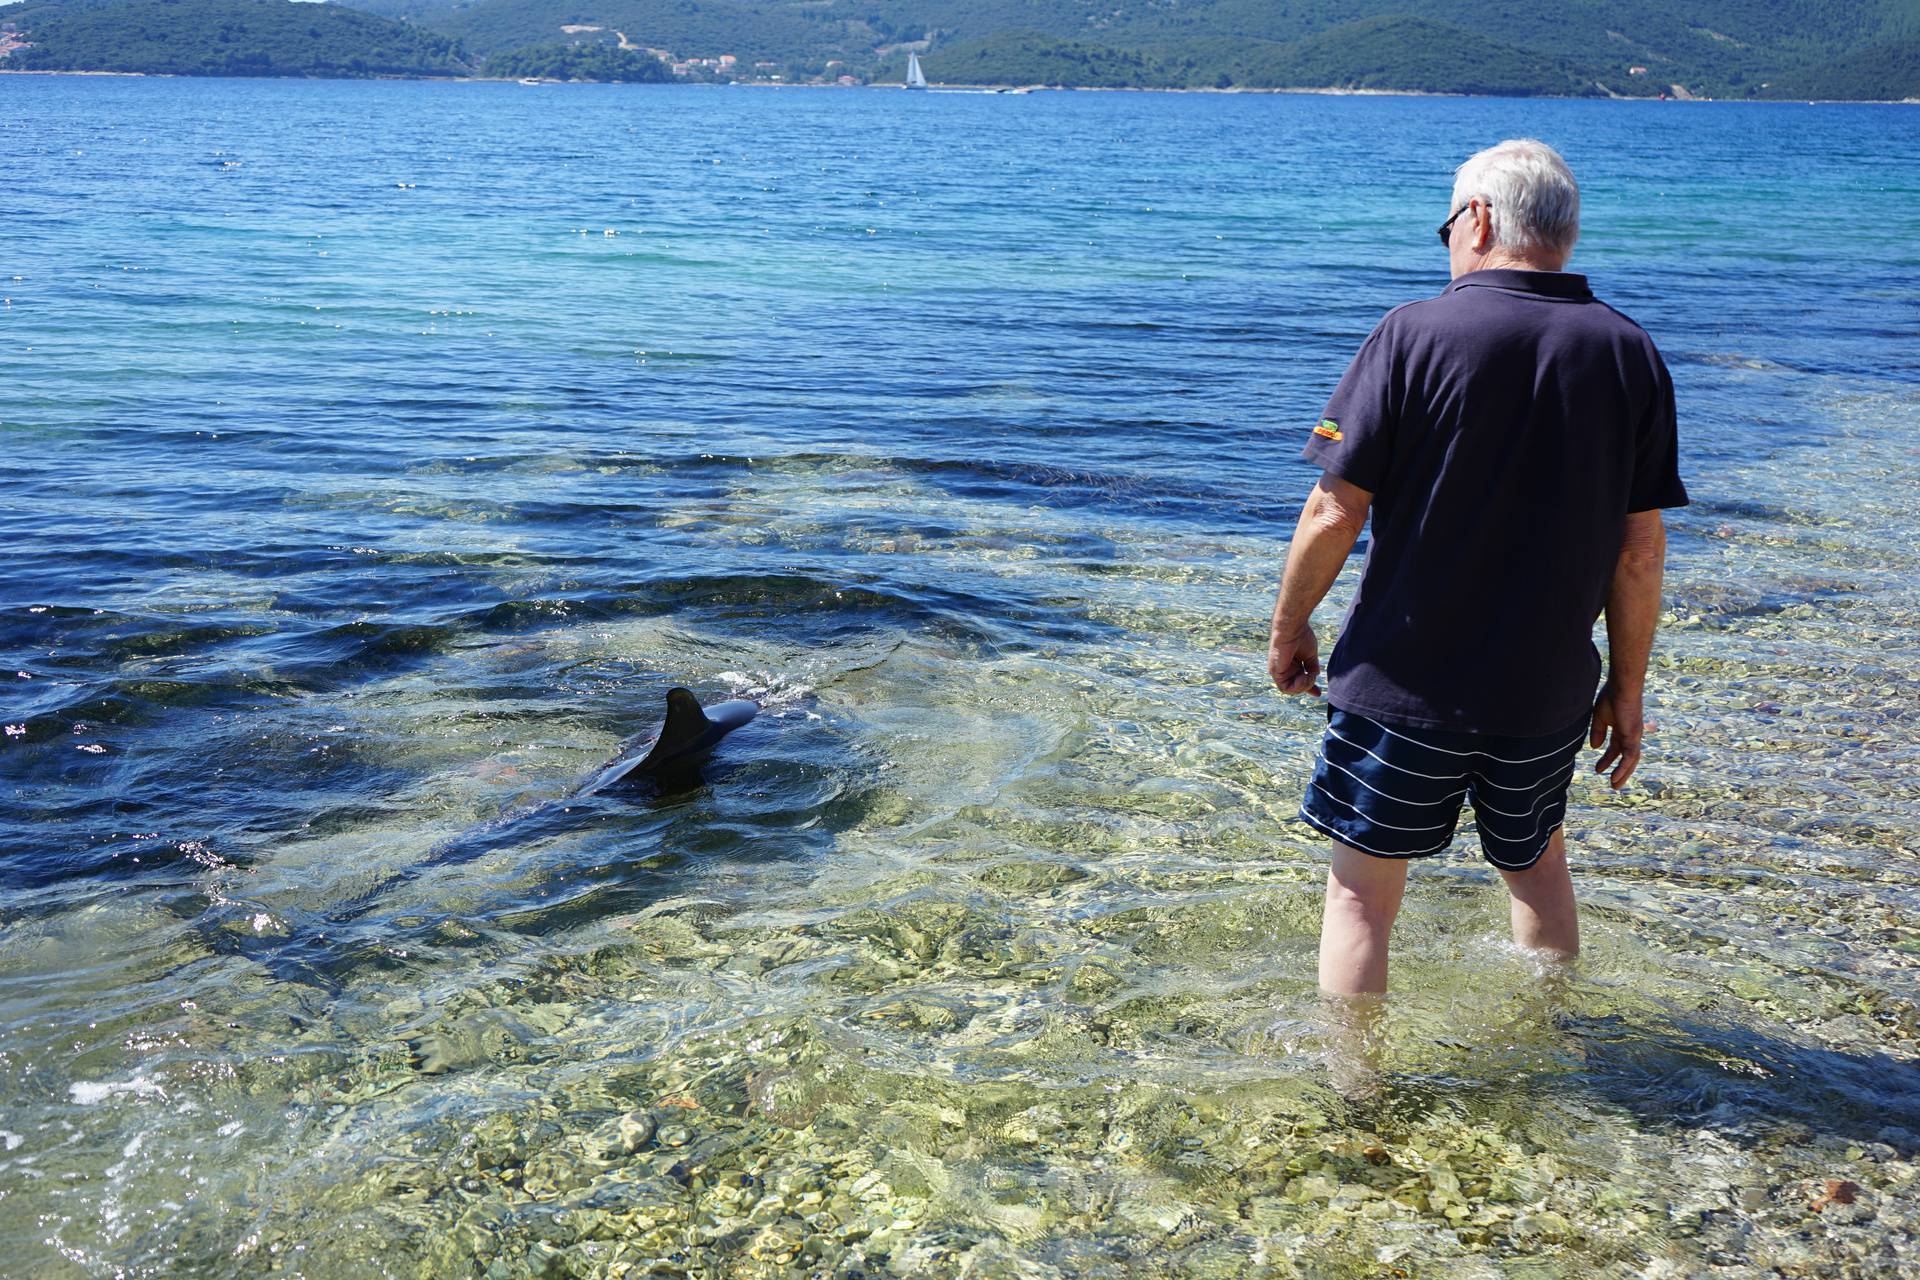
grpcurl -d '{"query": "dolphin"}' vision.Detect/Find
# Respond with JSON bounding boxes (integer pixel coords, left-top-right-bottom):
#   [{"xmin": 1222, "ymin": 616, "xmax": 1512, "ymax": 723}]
[
  {"xmin": 223, "ymin": 687, "xmax": 761, "ymax": 989},
  {"xmin": 574, "ymin": 687, "xmax": 759, "ymax": 796}
]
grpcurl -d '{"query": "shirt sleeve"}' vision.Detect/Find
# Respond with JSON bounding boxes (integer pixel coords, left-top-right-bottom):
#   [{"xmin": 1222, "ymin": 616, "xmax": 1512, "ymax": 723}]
[
  {"xmin": 1300, "ymin": 315, "xmax": 1399, "ymax": 493},
  {"xmin": 1628, "ymin": 345, "xmax": 1690, "ymax": 513}
]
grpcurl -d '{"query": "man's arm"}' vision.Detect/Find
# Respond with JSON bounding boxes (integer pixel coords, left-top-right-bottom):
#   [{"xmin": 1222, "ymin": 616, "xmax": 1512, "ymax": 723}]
[
  {"xmin": 1591, "ymin": 508, "xmax": 1666, "ymax": 788},
  {"xmin": 1268, "ymin": 474, "xmax": 1373, "ymax": 695}
]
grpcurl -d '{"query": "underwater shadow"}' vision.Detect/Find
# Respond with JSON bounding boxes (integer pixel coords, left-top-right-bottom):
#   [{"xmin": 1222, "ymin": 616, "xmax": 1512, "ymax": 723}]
[
  {"xmin": 1550, "ymin": 1010, "xmax": 1920, "ymax": 1158},
  {"xmin": 1346, "ymin": 1005, "xmax": 1920, "ymax": 1161},
  {"xmin": 202, "ymin": 707, "xmax": 884, "ymax": 994}
]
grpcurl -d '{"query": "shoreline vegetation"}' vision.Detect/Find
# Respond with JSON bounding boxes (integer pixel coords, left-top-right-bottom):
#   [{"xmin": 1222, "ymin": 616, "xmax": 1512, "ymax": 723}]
[
  {"xmin": 2, "ymin": 0, "xmax": 1916, "ymax": 100},
  {"xmin": 3, "ymin": 68, "xmax": 1916, "ymax": 105},
  {"xmin": 0, "ymin": 67, "xmax": 1912, "ymax": 105}
]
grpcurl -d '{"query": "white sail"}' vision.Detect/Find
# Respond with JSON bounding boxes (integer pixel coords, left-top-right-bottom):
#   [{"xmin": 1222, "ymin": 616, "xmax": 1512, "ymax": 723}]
[{"xmin": 905, "ymin": 51, "xmax": 928, "ymax": 89}]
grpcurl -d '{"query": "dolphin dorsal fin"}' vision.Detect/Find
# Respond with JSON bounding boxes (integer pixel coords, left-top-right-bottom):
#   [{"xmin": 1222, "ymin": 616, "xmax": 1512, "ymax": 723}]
[
  {"xmin": 635, "ymin": 687, "xmax": 713, "ymax": 770},
  {"xmin": 660, "ymin": 686, "xmax": 711, "ymax": 738}
]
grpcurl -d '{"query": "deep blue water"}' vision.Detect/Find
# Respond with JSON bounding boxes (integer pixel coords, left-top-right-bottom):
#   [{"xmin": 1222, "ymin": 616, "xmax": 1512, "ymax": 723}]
[{"xmin": 3, "ymin": 78, "xmax": 1919, "ymax": 1277}]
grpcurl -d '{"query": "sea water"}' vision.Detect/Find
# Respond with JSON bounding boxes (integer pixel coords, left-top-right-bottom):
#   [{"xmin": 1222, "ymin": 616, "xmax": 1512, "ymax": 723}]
[{"xmin": 2, "ymin": 77, "xmax": 1919, "ymax": 1277}]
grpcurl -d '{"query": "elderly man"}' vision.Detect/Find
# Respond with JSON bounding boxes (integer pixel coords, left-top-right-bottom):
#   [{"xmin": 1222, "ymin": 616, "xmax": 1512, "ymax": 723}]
[{"xmin": 1268, "ymin": 139, "xmax": 1688, "ymax": 996}]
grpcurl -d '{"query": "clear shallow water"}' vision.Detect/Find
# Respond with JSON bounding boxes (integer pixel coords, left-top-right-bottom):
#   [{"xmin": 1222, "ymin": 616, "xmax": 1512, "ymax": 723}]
[{"xmin": 2, "ymin": 78, "xmax": 1919, "ymax": 1278}]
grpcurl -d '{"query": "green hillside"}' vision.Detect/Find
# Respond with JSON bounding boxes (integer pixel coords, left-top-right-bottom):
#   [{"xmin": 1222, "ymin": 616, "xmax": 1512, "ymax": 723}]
[
  {"xmin": 485, "ymin": 39, "xmax": 668, "ymax": 79},
  {"xmin": 1244, "ymin": 16, "xmax": 1590, "ymax": 96},
  {"xmin": 1, "ymin": 0, "xmax": 472, "ymax": 76},
  {"xmin": 4, "ymin": 0, "xmax": 1918, "ymax": 96},
  {"xmin": 1772, "ymin": 33, "xmax": 1920, "ymax": 99},
  {"xmin": 427, "ymin": 0, "xmax": 842, "ymax": 63},
  {"xmin": 390, "ymin": 0, "xmax": 1920, "ymax": 97},
  {"xmin": 940, "ymin": 16, "xmax": 1594, "ymax": 94},
  {"xmin": 922, "ymin": 28, "xmax": 1167, "ymax": 88}
]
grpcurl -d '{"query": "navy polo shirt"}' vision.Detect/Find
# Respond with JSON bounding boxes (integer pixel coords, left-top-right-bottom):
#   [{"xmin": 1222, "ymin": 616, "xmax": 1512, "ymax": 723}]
[{"xmin": 1300, "ymin": 268, "xmax": 1689, "ymax": 737}]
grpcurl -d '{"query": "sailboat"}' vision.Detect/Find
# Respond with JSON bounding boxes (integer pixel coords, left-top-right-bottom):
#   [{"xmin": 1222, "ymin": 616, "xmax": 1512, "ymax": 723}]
[{"xmin": 904, "ymin": 51, "xmax": 928, "ymax": 89}]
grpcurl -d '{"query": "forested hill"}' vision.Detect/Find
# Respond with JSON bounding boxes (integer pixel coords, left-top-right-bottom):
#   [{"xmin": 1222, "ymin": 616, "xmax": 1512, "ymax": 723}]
[
  {"xmin": 3, "ymin": 0, "xmax": 1918, "ymax": 97},
  {"xmin": 0, "ymin": 0, "xmax": 471, "ymax": 76},
  {"xmin": 424, "ymin": 0, "xmax": 1920, "ymax": 98}
]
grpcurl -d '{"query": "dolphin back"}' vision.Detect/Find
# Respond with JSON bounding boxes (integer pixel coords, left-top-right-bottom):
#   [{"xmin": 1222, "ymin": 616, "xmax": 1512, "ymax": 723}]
[{"xmin": 582, "ymin": 687, "xmax": 759, "ymax": 794}]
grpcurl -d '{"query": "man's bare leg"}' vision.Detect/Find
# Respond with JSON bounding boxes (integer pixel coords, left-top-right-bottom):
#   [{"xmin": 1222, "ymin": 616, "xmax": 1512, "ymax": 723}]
[
  {"xmin": 1496, "ymin": 827, "xmax": 1579, "ymax": 961},
  {"xmin": 1318, "ymin": 842, "xmax": 1410, "ymax": 996}
]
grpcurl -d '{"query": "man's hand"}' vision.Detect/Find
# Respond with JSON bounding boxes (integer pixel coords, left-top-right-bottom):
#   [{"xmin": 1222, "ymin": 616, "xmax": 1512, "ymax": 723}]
[
  {"xmin": 1267, "ymin": 475, "xmax": 1370, "ymax": 700},
  {"xmin": 1589, "ymin": 682, "xmax": 1643, "ymax": 789},
  {"xmin": 1269, "ymin": 624, "xmax": 1322, "ymax": 696},
  {"xmin": 1593, "ymin": 509, "xmax": 1665, "ymax": 791}
]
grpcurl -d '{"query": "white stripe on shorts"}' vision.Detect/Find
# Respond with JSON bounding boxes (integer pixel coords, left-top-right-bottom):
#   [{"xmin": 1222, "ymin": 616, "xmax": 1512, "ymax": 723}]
[
  {"xmin": 1473, "ymin": 780, "xmax": 1575, "ymax": 821},
  {"xmin": 1324, "ymin": 727, "xmax": 1470, "ymax": 782},
  {"xmin": 1299, "ymin": 804, "xmax": 1456, "ymax": 859},
  {"xmin": 1310, "ymin": 780, "xmax": 1456, "ymax": 833},
  {"xmin": 1355, "ymin": 713, "xmax": 1588, "ymax": 765},
  {"xmin": 1320, "ymin": 755, "xmax": 1470, "ymax": 808}
]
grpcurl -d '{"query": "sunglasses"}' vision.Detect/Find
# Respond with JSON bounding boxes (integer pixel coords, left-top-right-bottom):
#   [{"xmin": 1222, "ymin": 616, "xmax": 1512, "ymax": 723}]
[{"xmin": 1438, "ymin": 200, "xmax": 1490, "ymax": 246}]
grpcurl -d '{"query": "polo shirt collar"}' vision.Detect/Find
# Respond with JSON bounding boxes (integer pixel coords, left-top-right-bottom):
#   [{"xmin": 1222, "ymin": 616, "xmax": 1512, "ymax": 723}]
[{"xmin": 1445, "ymin": 268, "xmax": 1592, "ymax": 300}]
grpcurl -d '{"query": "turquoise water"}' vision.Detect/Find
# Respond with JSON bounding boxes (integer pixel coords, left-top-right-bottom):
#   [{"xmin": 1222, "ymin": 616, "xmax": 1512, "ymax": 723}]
[{"xmin": 3, "ymin": 78, "xmax": 1919, "ymax": 1277}]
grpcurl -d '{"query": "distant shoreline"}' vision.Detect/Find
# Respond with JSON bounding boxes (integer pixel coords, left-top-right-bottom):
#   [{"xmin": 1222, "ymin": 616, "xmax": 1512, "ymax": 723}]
[
  {"xmin": 1, "ymin": 68, "xmax": 1914, "ymax": 104},
  {"xmin": 0, "ymin": 68, "xmax": 158, "ymax": 76}
]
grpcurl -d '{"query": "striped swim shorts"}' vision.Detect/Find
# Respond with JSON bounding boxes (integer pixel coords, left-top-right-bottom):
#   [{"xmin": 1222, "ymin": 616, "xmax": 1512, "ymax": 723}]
[{"xmin": 1298, "ymin": 706, "xmax": 1589, "ymax": 870}]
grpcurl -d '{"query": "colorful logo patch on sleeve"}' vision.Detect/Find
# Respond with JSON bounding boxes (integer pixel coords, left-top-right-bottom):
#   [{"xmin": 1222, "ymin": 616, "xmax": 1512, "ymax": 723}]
[{"xmin": 1313, "ymin": 418, "xmax": 1343, "ymax": 441}]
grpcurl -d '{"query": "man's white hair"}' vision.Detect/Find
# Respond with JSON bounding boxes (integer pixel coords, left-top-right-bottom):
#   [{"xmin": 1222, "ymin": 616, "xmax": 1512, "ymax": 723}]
[{"xmin": 1451, "ymin": 138, "xmax": 1580, "ymax": 260}]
